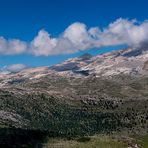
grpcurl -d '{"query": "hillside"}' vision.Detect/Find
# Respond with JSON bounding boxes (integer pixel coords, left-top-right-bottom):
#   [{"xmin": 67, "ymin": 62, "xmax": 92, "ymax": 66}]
[{"xmin": 0, "ymin": 47, "xmax": 148, "ymax": 147}]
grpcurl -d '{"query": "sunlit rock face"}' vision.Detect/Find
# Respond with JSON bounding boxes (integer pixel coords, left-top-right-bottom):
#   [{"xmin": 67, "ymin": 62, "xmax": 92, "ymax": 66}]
[{"xmin": 1, "ymin": 46, "xmax": 148, "ymax": 83}]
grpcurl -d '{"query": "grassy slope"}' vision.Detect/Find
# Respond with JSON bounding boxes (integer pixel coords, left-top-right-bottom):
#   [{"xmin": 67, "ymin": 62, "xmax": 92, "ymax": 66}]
[
  {"xmin": 44, "ymin": 136, "xmax": 127, "ymax": 148},
  {"xmin": 0, "ymin": 75, "xmax": 148, "ymax": 147},
  {"xmin": 44, "ymin": 135, "xmax": 148, "ymax": 148}
]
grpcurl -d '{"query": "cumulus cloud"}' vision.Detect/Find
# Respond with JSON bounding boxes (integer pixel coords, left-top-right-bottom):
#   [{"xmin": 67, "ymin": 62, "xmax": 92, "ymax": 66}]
[
  {"xmin": 0, "ymin": 18, "xmax": 148, "ymax": 56},
  {"xmin": 30, "ymin": 30, "xmax": 57, "ymax": 56},
  {"xmin": 30, "ymin": 23, "xmax": 94, "ymax": 56},
  {"xmin": 0, "ymin": 37, "xmax": 27, "ymax": 55},
  {"xmin": 99, "ymin": 18, "xmax": 148, "ymax": 47},
  {"xmin": 5, "ymin": 64, "xmax": 27, "ymax": 72},
  {"xmin": 63, "ymin": 23, "xmax": 93, "ymax": 50}
]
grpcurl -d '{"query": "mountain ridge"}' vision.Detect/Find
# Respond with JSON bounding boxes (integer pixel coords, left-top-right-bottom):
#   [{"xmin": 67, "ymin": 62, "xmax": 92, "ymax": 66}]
[{"xmin": 1, "ymin": 46, "xmax": 148, "ymax": 88}]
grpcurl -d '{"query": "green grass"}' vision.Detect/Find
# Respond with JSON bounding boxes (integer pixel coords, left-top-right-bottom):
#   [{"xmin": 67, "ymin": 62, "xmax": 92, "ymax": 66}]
[
  {"xmin": 136, "ymin": 135, "xmax": 148, "ymax": 148},
  {"xmin": 44, "ymin": 134, "xmax": 148, "ymax": 148},
  {"xmin": 44, "ymin": 136, "xmax": 128, "ymax": 148}
]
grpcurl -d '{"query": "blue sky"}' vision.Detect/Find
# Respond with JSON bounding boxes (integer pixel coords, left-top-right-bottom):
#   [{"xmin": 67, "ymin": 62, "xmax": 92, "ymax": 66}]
[{"xmin": 0, "ymin": 0, "xmax": 147, "ymax": 70}]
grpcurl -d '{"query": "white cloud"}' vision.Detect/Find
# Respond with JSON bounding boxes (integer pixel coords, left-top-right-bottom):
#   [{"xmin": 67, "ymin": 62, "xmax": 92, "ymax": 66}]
[
  {"xmin": 30, "ymin": 30, "xmax": 57, "ymax": 56},
  {"xmin": 99, "ymin": 18, "xmax": 148, "ymax": 47},
  {"xmin": 0, "ymin": 37, "xmax": 27, "ymax": 55},
  {"xmin": 5, "ymin": 64, "xmax": 27, "ymax": 72},
  {"xmin": 0, "ymin": 18, "xmax": 148, "ymax": 56},
  {"xmin": 63, "ymin": 22, "xmax": 93, "ymax": 50},
  {"xmin": 30, "ymin": 23, "xmax": 95, "ymax": 56}
]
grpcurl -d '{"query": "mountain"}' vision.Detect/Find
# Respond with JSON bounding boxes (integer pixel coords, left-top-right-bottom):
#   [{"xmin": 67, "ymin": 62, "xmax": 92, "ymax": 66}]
[
  {"xmin": 49, "ymin": 47, "xmax": 148, "ymax": 77},
  {"xmin": 1, "ymin": 46, "xmax": 148, "ymax": 82},
  {"xmin": 0, "ymin": 47, "xmax": 148, "ymax": 147}
]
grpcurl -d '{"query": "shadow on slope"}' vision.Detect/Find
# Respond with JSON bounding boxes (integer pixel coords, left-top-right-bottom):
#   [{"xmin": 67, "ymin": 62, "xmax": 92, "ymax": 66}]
[{"xmin": 0, "ymin": 128, "xmax": 48, "ymax": 148}]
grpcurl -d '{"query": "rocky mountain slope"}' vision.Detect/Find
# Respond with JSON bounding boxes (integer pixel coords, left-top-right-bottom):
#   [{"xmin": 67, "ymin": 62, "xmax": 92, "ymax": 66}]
[
  {"xmin": 0, "ymin": 47, "xmax": 148, "ymax": 147},
  {"xmin": 50, "ymin": 46, "xmax": 148, "ymax": 77},
  {"xmin": 1, "ymin": 46, "xmax": 148, "ymax": 83}
]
